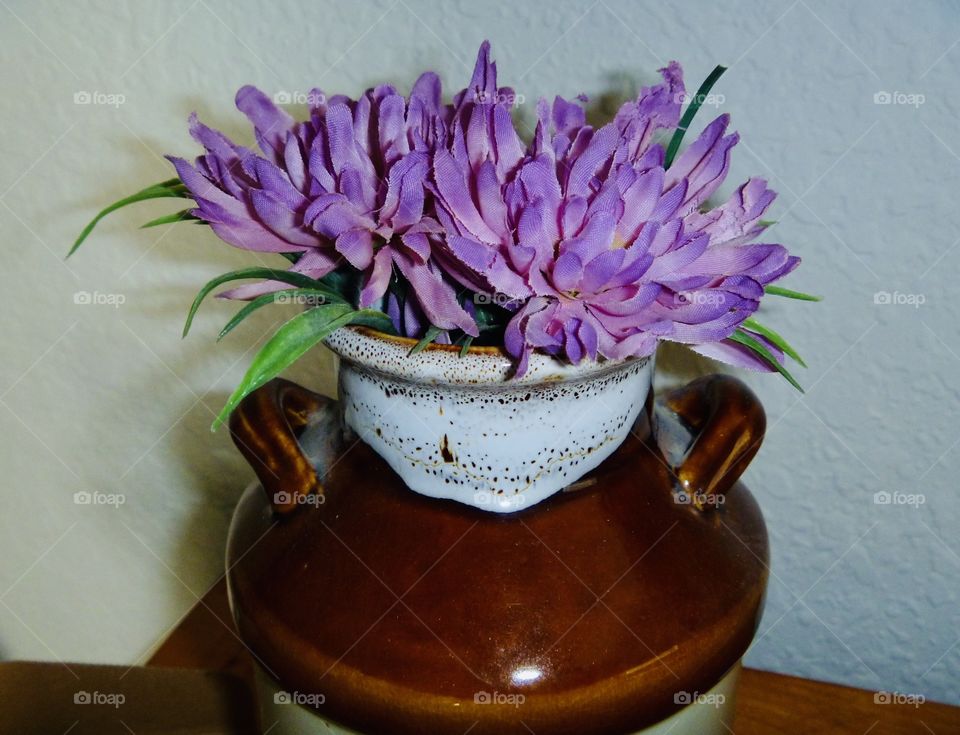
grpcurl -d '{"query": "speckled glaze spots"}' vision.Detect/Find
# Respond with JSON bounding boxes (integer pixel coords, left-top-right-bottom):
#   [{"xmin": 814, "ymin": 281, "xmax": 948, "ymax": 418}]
[{"xmin": 324, "ymin": 327, "xmax": 654, "ymax": 512}]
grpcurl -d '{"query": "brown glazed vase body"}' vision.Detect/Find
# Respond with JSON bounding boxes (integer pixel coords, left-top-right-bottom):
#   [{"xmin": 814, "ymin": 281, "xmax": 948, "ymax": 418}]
[{"xmin": 225, "ymin": 336, "xmax": 769, "ymax": 735}]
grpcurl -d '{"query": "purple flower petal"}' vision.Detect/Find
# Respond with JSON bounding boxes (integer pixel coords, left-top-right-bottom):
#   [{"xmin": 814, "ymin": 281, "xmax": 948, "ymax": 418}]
[
  {"xmin": 393, "ymin": 251, "xmax": 478, "ymax": 336},
  {"xmin": 581, "ymin": 249, "xmax": 626, "ymax": 293},
  {"xmin": 235, "ymin": 86, "xmax": 295, "ymax": 163},
  {"xmin": 381, "ymin": 152, "xmax": 428, "ymax": 232},
  {"xmin": 690, "ymin": 332, "xmax": 784, "ymax": 371},
  {"xmin": 360, "ymin": 247, "xmax": 394, "ymax": 307},
  {"xmin": 433, "ymin": 149, "xmax": 502, "ymax": 243},
  {"xmin": 249, "ymin": 189, "xmax": 319, "ymax": 248},
  {"xmin": 551, "ymin": 251, "xmax": 583, "ymax": 292},
  {"xmin": 665, "ymin": 115, "xmax": 738, "ymax": 214},
  {"xmin": 335, "ymin": 229, "xmax": 374, "ymax": 270}
]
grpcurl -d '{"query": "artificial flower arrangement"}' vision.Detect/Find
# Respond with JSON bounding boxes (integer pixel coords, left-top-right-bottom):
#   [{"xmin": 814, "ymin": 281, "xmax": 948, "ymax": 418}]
[{"xmin": 72, "ymin": 41, "xmax": 815, "ymax": 427}]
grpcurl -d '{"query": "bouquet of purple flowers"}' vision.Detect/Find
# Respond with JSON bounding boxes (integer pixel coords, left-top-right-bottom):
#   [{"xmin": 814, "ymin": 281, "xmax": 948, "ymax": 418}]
[{"xmin": 73, "ymin": 42, "xmax": 815, "ymax": 425}]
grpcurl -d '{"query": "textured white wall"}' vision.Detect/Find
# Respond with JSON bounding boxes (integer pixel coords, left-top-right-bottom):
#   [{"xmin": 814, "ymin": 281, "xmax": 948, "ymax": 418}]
[{"xmin": 1, "ymin": 0, "xmax": 958, "ymax": 707}]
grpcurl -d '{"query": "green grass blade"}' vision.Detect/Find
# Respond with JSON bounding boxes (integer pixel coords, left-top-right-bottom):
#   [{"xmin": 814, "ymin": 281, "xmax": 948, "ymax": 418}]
[
  {"xmin": 212, "ymin": 303, "xmax": 358, "ymax": 429},
  {"xmin": 458, "ymin": 336, "xmax": 474, "ymax": 358},
  {"xmin": 182, "ymin": 268, "xmax": 345, "ymax": 338},
  {"xmin": 141, "ymin": 209, "xmax": 201, "ymax": 228},
  {"xmin": 409, "ymin": 325, "xmax": 443, "ymax": 355},
  {"xmin": 742, "ymin": 318, "xmax": 807, "ymax": 367},
  {"xmin": 664, "ymin": 64, "xmax": 727, "ymax": 169},
  {"xmin": 348, "ymin": 309, "xmax": 397, "ymax": 334},
  {"xmin": 729, "ymin": 329, "xmax": 804, "ymax": 392},
  {"xmin": 764, "ymin": 285, "xmax": 822, "ymax": 301},
  {"xmin": 69, "ymin": 179, "xmax": 188, "ymax": 256},
  {"xmin": 217, "ymin": 288, "xmax": 345, "ymax": 341},
  {"xmin": 472, "ymin": 301, "xmax": 510, "ymax": 333}
]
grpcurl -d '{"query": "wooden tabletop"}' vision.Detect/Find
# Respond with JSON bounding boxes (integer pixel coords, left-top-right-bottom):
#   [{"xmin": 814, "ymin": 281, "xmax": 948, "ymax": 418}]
[{"xmin": 149, "ymin": 578, "xmax": 960, "ymax": 734}]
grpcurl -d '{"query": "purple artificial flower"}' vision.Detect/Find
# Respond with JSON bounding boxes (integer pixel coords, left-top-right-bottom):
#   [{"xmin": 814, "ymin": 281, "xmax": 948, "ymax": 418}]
[
  {"xmin": 160, "ymin": 39, "xmax": 800, "ymax": 375},
  {"xmin": 433, "ymin": 43, "xmax": 799, "ymax": 375},
  {"xmin": 168, "ymin": 80, "xmax": 477, "ymax": 336},
  {"xmin": 429, "ymin": 41, "xmax": 530, "ymax": 299}
]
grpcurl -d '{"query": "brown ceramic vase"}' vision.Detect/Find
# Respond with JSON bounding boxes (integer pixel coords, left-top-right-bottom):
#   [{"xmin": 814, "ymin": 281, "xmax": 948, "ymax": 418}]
[{"xmin": 225, "ymin": 331, "xmax": 769, "ymax": 735}]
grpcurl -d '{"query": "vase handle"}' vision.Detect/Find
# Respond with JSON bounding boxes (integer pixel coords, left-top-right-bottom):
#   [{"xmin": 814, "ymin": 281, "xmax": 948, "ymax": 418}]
[
  {"xmin": 657, "ymin": 374, "xmax": 766, "ymax": 508},
  {"xmin": 229, "ymin": 378, "xmax": 335, "ymax": 515}
]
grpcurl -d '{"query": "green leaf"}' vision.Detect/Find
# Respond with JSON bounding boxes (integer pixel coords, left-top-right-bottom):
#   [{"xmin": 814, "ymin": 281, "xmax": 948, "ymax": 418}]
[
  {"xmin": 409, "ymin": 325, "xmax": 444, "ymax": 355},
  {"xmin": 348, "ymin": 309, "xmax": 397, "ymax": 334},
  {"xmin": 664, "ymin": 64, "xmax": 727, "ymax": 169},
  {"xmin": 182, "ymin": 268, "xmax": 345, "ymax": 338},
  {"xmin": 69, "ymin": 178, "xmax": 189, "ymax": 257},
  {"xmin": 217, "ymin": 288, "xmax": 346, "ymax": 341},
  {"xmin": 764, "ymin": 285, "xmax": 822, "ymax": 302},
  {"xmin": 458, "ymin": 336, "xmax": 474, "ymax": 358},
  {"xmin": 729, "ymin": 329, "xmax": 804, "ymax": 392},
  {"xmin": 472, "ymin": 300, "xmax": 511, "ymax": 332},
  {"xmin": 140, "ymin": 209, "xmax": 201, "ymax": 228},
  {"xmin": 742, "ymin": 317, "xmax": 806, "ymax": 367},
  {"xmin": 757, "ymin": 219, "xmax": 777, "ymax": 228},
  {"xmin": 213, "ymin": 303, "xmax": 357, "ymax": 429}
]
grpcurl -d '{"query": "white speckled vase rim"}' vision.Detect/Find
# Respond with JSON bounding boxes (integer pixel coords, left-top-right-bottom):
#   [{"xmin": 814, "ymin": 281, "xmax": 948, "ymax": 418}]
[{"xmin": 324, "ymin": 326, "xmax": 651, "ymax": 386}]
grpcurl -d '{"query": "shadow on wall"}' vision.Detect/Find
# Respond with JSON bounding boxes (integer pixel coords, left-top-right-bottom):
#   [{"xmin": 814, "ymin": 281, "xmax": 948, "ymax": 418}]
[{"xmin": 161, "ymin": 349, "xmax": 339, "ymax": 636}]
